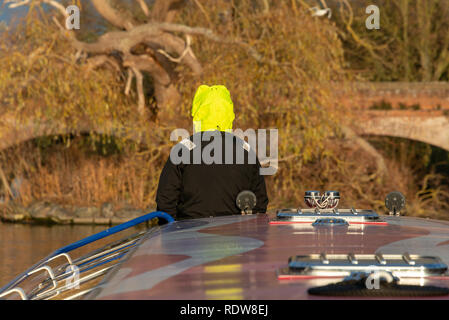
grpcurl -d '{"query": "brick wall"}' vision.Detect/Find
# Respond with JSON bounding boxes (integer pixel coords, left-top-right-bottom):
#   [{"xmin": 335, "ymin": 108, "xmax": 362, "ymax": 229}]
[{"xmin": 338, "ymin": 82, "xmax": 449, "ymax": 110}]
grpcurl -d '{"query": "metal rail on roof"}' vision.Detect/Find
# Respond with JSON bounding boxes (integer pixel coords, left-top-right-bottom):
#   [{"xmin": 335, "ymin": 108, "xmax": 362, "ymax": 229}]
[
  {"xmin": 0, "ymin": 211, "xmax": 174, "ymax": 300},
  {"xmin": 271, "ymin": 208, "xmax": 387, "ymax": 225},
  {"xmin": 0, "ymin": 288, "xmax": 28, "ymax": 300},
  {"xmin": 279, "ymin": 253, "xmax": 448, "ymax": 279}
]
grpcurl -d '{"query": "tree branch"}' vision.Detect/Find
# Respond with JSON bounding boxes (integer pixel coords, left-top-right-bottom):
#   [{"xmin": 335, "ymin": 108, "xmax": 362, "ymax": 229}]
[
  {"xmin": 155, "ymin": 23, "xmax": 279, "ymax": 66},
  {"xmin": 136, "ymin": 0, "xmax": 150, "ymax": 17},
  {"xmin": 433, "ymin": 2, "xmax": 449, "ymax": 80},
  {"xmin": 85, "ymin": 55, "xmax": 121, "ymax": 74},
  {"xmin": 192, "ymin": 0, "xmax": 212, "ymax": 26},
  {"xmin": 341, "ymin": 125, "xmax": 387, "ymax": 180},
  {"xmin": 5, "ymin": 0, "xmax": 31, "ymax": 9},
  {"xmin": 123, "ymin": 53, "xmax": 171, "ymax": 85},
  {"xmin": 91, "ymin": 0, "xmax": 135, "ymax": 30},
  {"xmin": 131, "ymin": 67, "xmax": 145, "ymax": 114},
  {"xmin": 125, "ymin": 68, "xmax": 134, "ymax": 96},
  {"xmin": 7, "ymin": 0, "xmax": 275, "ymax": 117},
  {"xmin": 157, "ymin": 35, "xmax": 191, "ymax": 63},
  {"xmin": 337, "ymin": 0, "xmax": 394, "ymax": 71},
  {"xmin": 153, "ymin": 34, "xmax": 202, "ymax": 74},
  {"xmin": 150, "ymin": 0, "xmax": 185, "ymax": 22}
]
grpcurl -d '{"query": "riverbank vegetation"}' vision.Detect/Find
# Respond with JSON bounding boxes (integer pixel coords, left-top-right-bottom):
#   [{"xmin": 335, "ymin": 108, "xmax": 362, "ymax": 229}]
[{"xmin": 0, "ymin": 0, "xmax": 448, "ymax": 221}]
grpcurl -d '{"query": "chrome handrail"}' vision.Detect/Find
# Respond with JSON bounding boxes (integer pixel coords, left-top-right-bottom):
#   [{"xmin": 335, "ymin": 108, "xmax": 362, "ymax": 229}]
[
  {"xmin": 28, "ymin": 266, "xmax": 58, "ymax": 298},
  {"xmin": 46, "ymin": 253, "xmax": 74, "ymax": 266},
  {"xmin": 0, "ymin": 211, "xmax": 174, "ymax": 298},
  {"xmin": 0, "ymin": 288, "xmax": 27, "ymax": 300}
]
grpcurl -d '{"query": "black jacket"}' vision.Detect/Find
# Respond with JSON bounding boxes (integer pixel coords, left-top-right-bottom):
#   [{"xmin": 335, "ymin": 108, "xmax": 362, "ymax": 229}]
[{"xmin": 156, "ymin": 131, "xmax": 268, "ymax": 220}]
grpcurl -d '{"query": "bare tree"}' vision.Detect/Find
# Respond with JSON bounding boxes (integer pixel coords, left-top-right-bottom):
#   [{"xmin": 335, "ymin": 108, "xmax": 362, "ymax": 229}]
[
  {"xmin": 333, "ymin": 0, "xmax": 449, "ymax": 81},
  {"xmin": 6, "ymin": 0, "xmax": 275, "ymax": 118}
]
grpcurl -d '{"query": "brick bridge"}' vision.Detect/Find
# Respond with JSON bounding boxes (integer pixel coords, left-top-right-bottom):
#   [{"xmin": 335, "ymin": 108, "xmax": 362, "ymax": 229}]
[
  {"xmin": 0, "ymin": 113, "xmax": 153, "ymax": 151},
  {"xmin": 0, "ymin": 82, "xmax": 448, "ymax": 151},
  {"xmin": 339, "ymin": 82, "xmax": 449, "ymax": 151}
]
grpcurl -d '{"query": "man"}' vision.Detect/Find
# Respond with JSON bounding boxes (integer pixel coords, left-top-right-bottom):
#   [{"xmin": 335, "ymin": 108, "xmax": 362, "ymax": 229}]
[{"xmin": 156, "ymin": 85, "xmax": 268, "ymax": 220}]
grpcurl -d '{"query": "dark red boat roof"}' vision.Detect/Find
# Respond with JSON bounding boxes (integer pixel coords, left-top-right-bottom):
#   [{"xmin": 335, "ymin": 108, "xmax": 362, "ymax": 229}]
[{"xmin": 90, "ymin": 214, "xmax": 449, "ymax": 300}]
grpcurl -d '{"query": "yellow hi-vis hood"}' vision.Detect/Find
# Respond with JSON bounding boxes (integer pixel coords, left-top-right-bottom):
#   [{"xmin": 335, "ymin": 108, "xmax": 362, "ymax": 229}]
[{"xmin": 191, "ymin": 85, "xmax": 235, "ymax": 132}]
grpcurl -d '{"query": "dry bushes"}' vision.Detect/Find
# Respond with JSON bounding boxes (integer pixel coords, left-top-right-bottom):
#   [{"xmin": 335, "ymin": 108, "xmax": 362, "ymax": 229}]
[{"xmin": 0, "ymin": 1, "xmax": 446, "ymax": 219}]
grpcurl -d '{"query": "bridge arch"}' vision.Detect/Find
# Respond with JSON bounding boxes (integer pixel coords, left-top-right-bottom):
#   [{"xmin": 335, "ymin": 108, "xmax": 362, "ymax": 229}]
[
  {"xmin": 0, "ymin": 114, "xmax": 156, "ymax": 152},
  {"xmin": 356, "ymin": 115, "xmax": 449, "ymax": 152}
]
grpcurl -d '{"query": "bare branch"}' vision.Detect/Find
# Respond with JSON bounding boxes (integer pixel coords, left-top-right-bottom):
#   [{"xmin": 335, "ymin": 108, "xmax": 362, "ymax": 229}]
[
  {"xmin": 157, "ymin": 35, "xmax": 192, "ymax": 63},
  {"xmin": 433, "ymin": 3, "xmax": 449, "ymax": 79},
  {"xmin": 74, "ymin": 50, "xmax": 86, "ymax": 62},
  {"xmin": 51, "ymin": 16, "xmax": 65, "ymax": 31},
  {"xmin": 150, "ymin": 0, "xmax": 185, "ymax": 22},
  {"xmin": 7, "ymin": 0, "xmax": 275, "ymax": 117},
  {"xmin": 91, "ymin": 0, "xmax": 135, "ymax": 30},
  {"xmin": 341, "ymin": 125, "xmax": 387, "ymax": 179},
  {"xmin": 136, "ymin": 0, "xmax": 150, "ymax": 17},
  {"xmin": 150, "ymin": 32, "xmax": 202, "ymax": 75},
  {"xmin": 5, "ymin": 0, "xmax": 31, "ymax": 9},
  {"xmin": 0, "ymin": 165, "xmax": 14, "ymax": 199},
  {"xmin": 261, "ymin": 0, "xmax": 270, "ymax": 14},
  {"xmin": 319, "ymin": 0, "xmax": 329, "ymax": 9},
  {"xmin": 156, "ymin": 23, "xmax": 279, "ymax": 66},
  {"xmin": 85, "ymin": 55, "xmax": 121, "ymax": 74},
  {"xmin": 7, "ymin": 0, "xmax": 69, "ymax": 24},
  {"xmin": 124, "ymin": 53, "xmax": 170, "ymax": 85},
  {"xmin": 71, "ymin": 22, "xmax": 274, "ymax": 67},
  {"xmin": 125, "ymin": 68, "xmax": 134, "ymax": 96},
  {"xmin": 43, "ymin": 0, "xmax": 68, "ymax": 17},
  {"xmin": 131, "ymin": 67, "xmax": 145, "ymax": 114},
  {"xmin": 192, "ymin": 0, "xmax": 212, "ymax": 26},
  {"xmin": 337, "ymin": 0, "xmax": 394, "ymax": 70}
]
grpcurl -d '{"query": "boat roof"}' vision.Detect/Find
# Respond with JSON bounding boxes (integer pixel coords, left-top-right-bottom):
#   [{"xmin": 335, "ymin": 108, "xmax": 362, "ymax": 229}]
[{"xmin": 86, "ymin": 213, "xmax": 449, "ymax": 300}]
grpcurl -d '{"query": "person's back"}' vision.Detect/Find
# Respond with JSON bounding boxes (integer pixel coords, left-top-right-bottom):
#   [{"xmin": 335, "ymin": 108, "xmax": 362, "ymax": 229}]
[{"xmin": 155, "ymin": 85, "xmax": 268, "ymax": 220}]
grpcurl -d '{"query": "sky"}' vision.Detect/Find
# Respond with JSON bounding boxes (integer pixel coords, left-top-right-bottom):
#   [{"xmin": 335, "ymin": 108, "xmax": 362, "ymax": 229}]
[{"xmin": 0, "ymin": 1, "xmax": 29, "ymax": 27}]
